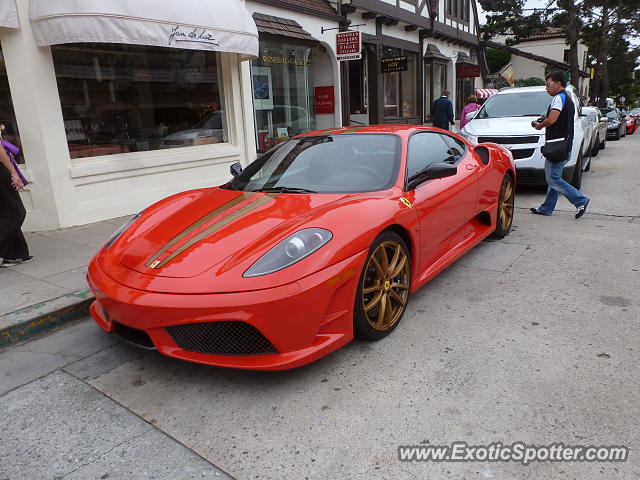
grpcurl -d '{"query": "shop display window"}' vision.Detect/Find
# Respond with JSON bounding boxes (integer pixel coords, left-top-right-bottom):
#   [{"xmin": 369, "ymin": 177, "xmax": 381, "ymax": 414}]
[
  {"xmin": 382, "ymin": 47, "xmax": 418, "ymax": 120},
  {"xmin": 251, "ymin": 41, "xmax": 316, "ymax": 152},
  {"xmin": 51, "ymin": 43, "xmax": 227, "ymax": 159},
  {"xmin": 425, "ymin": 61, "xmax": 448, "ymax": 121},
  {"xmin": 0, "ymin": 48, "xmax": 23, "ymax": 164}
]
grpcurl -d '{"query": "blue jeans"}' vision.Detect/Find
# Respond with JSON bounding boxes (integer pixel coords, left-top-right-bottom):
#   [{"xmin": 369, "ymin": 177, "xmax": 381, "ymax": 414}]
[{"xmin": 538, "ymin": 154, "xmax": 588, "ymax": 215}]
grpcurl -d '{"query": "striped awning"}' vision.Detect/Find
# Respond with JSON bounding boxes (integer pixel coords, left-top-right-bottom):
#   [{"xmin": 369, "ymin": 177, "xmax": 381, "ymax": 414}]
[
  {"xmin": 29, "ymin": 0, "xmax": 259, "ymax": 60},
  {"xmin": 475, "ymin": 88, "xmax": 498, "ymax": 99}
]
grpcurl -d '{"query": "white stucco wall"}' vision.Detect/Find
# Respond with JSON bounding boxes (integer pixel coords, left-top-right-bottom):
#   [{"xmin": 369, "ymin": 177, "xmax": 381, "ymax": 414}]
[{"xmin": 3, "ymin": 0, "xmax": 257, "ymax": 230}]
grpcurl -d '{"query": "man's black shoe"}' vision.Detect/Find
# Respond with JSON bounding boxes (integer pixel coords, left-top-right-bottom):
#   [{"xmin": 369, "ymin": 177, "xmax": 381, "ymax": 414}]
[
  {"xmin": 575, "ymin": 198, "xmax": 590, "ymax": 219},
  {"xmin": 530, "ymin": 207, "xmax": 547, "ymax": 215}
]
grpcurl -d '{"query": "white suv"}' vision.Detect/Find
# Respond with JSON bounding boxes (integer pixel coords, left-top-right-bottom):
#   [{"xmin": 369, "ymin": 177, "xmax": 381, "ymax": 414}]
[{"xmin": 460, "ymin": 86, "xmax": 589, "ymax": 188}]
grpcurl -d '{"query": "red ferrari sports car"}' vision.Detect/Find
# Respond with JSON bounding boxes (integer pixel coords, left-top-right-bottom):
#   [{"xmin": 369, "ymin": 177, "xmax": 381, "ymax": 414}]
[
  {"xmin": 87, "ymin": 125, "xmax": 515, "ymax": 370},
  {"xmin": 625, "ymin": 115, "xmax": 637, "ymax": 135}
]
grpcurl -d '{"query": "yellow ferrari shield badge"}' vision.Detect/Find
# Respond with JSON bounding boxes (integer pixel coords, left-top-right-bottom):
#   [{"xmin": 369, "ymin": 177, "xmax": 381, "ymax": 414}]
[{"xmin": 399, "ymin": 197, "xmax": 413, "ymax": 209}]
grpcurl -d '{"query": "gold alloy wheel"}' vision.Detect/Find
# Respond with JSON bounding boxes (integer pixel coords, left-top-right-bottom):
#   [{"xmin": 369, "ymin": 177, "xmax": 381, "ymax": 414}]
[
  {"xmin": 498, "ymin": 176, "xmax": 514, "ymax": 231},
  {"xmin": 361, "ymin": 240, "xmax": 410, "ymax": 331}
]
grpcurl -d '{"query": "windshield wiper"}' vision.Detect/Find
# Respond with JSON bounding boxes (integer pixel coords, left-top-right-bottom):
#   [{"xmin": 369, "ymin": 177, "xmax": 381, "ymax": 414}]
[{"xmin": 251, "ymin": 186, "xmax": 317, "ymax": 194}]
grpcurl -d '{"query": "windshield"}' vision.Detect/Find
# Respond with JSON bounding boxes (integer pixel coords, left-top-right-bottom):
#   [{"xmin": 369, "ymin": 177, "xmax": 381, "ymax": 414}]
[
  {"xmin": 477, "ymin": 91, "xmax": 550, "ymax": 119},
  {"xmin": 222, "ymin": 134, "xmax": 401, "ymax": 194},
  {"xmin": 604, "ymin": 110, "xmax": 619, "ymax": 120},
  {"xmin": 192, "ymin": 111, "xmax": 223, "ymax": 130}
]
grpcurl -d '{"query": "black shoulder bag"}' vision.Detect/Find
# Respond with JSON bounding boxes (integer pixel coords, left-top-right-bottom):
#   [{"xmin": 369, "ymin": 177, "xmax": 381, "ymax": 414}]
[{"xmin": 541, "ymin": 137, "xmax": 570, "ymax": 163}]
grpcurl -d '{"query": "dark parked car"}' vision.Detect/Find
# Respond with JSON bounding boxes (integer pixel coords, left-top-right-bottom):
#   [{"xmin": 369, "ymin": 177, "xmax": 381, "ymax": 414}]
[{"xmin": 602, "ymin": 108, "xmax": 626, "ymax": 140}]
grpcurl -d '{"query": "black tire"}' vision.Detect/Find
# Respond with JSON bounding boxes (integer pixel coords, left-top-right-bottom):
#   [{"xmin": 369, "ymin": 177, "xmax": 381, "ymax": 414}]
[
  {"xmin": 354, "ymin": 231, "xmax": 411, "ymax": 340},
  {"xmin": 591, "ymin": 136, "xmax": 599, "ymax": 157},
  {"xmin": 571, "ymin": 151, "xmax": 583, "ymax": 189},
  {"xmin": 599, "ymin": 136, "xmax": 606, "ymax": 150},
  {"xmin": 491, "ymin": 173, "xmax": 515, "ymax": 239}
]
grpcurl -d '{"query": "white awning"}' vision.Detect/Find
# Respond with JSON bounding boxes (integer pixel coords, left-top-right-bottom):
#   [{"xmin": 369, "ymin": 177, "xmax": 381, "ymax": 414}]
[
  {"xmin": 0, "ymin": 0, "xmax": 19, "ymax": 29},
  {"xmin": 29, "ymin": 0, "xmax": 258, "ymax": 60},
  {"xmin": 475, "ymin": 88, "xmax": 498, "ymax": 99}
]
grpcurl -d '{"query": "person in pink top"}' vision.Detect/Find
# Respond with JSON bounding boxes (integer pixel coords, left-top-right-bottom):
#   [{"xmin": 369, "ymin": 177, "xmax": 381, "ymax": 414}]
[{"xmin": 460, "ymin": 95, "xmax": 481, "ymax": 128}]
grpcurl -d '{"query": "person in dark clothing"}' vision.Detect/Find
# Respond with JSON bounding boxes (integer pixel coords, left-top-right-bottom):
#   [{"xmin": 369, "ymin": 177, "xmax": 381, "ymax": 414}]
[
  {"xmin": 0, "ymin": 144, "xmax": 33, "ymax": 267},
  {"xmin": 432, "ymin": 91, "xmax": 455, "ymax": 131},
  {"xmin": 530, "ymin": 71, "xmax": 589, "ymax": 219}
]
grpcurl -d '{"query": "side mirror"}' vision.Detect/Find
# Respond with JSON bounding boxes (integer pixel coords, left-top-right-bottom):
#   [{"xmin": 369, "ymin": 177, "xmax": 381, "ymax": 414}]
[
  {"xmin": 407, "ymin": 162, "xmax": 457, "ymax": 189},
  {"xmin": 466, "ymin": 110, "xmax": 479, "ymax": 120},
  {"xmin": 230, "ymin": 162, "xmax": 243, "ymax": 177}
]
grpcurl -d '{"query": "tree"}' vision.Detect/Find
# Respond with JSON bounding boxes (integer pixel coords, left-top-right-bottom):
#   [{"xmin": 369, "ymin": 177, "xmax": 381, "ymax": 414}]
[
  {"xmin": 478, "ymin": 0, "xmax": 551, "ymax": 42},
  {"xmin": 485, "ymin": 47, "xmax": 511, "ymax": 73},
  {"xmin": 578, "ymin": 0, "xmax": 640, "ymax": 107}
]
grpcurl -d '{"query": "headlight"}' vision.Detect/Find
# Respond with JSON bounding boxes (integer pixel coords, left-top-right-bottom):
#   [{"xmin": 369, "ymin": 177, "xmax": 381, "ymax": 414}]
[
  {"xmin": 104, "ymin": 213, "xmax": 141, "ymax": 250},
  {"xmin": 243, "ymin": 228, "xmax": 332, "ymax": 277},
  {"xmin": 459, "ymin": 129, "xmax": 477, "ymax": 143}
]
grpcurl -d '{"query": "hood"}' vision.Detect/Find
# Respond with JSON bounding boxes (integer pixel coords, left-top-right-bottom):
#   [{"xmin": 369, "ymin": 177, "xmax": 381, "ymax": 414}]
[
  {"xmin": 464, "ymin": 117, "xmax": 543, "ymax": 137},
  {"xmin": 110, "ymin": 188, "xmax": 350, "ymax": 279},
  {"xmin": 164, "ymin": 129, "xmax": 219, "ymax": 141}
]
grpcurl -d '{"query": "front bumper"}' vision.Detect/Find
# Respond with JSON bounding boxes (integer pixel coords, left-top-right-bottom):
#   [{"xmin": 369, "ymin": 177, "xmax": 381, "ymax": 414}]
[
  {"xmin": 606, "ymin": 126, "xmax": 621, "ymax": 138},
  {"xmin": 87, "ymin": 250, "xmax": 367, "ymax": 370},
  {"xmin": 514, "ymin": 165, "xmax": 575, "ymax": 186}
]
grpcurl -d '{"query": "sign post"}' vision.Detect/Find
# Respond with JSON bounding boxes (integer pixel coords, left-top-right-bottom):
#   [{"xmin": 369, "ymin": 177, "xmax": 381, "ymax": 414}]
[{"xmin": 336, "ymin": 31, "xmax": 361, "ymax": 61}]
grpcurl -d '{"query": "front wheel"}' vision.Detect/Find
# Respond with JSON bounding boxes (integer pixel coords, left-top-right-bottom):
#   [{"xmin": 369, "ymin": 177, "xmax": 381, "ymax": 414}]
[
  {"xmin": 354, "ymin": 232, "xmax": 411, "ymax": 340},
  {"xmin": 491, "ymin": 173, "xmax": 515, "ymax": 239}
]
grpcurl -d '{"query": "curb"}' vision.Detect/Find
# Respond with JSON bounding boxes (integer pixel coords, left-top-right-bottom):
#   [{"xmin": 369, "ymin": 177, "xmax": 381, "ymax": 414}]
[{"xmin": 0, "ymin": 289, "xmax": 94, "ymax": 348}]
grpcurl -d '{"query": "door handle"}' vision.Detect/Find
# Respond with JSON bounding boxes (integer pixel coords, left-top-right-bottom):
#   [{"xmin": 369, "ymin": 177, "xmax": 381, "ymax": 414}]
[{"xmin": 466, "ymin": 164, "xmax": 475, "ymax": 170}]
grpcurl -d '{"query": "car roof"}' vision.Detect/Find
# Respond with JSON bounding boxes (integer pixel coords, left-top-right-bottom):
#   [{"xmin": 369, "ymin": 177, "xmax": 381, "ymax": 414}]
[
  {"xmin": 494, "ymin": 85, "xmax": 578, "ymax": 95},
  {"xmin": 297, "ymin": 125, "xmax": 441, "ymax": 136}
]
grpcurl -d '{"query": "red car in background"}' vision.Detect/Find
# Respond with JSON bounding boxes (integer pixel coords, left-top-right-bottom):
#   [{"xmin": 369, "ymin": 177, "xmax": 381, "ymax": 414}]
[
  {"xmin": 87, "ymin": 125, "xmax": 515, "ymax": 370},
  {"xmin": 626, "ymin": 114, "xmax": 638, "ymax": 135}
]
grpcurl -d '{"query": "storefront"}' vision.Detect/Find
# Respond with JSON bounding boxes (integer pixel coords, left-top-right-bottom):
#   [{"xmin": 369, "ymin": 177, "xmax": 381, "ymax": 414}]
[
  {"xmin": 0, "ymin": 0, "xmax": 259, "ymax": 230},
  {"xmin": 344, "ymin": 33, "xmax": 421, "ymax": 126},
  {"xmin": 423, "ymin": 43, "xmax": 451, "ymax": 122},
  {"xmin": 455, "ymin": 52, "xmax": 481, "ymax": 116},
  {"xmin": 246, "ymin": 7, "xmax": 340, "ymax": 153}
]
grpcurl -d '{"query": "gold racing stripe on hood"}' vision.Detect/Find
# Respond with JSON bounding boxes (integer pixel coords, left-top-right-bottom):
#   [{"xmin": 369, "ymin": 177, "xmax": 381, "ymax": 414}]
[
  {"xmin": 146, "ymin": 192, "xmax": 255, "ymax": 268},
  {"xmin": 149, "ymin": 193, "xmax": 280, "ymax": 269}
]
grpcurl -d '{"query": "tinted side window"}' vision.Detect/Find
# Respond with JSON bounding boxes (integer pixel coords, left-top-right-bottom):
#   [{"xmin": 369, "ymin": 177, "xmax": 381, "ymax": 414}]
[
  {"xmin": 441, "ymin": 134, "xmax": 466, "ymax": 162},
  {"xmin": 407, "ymin": 132, "xmax": 455, "ymax": 179}
]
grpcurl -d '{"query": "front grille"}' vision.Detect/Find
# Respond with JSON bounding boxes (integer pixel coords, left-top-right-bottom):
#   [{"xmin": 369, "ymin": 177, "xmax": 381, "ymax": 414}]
[
  {"xmin": 478, "ymin": 136, "xmax": 540, "ymax": 144},
  {"xmin": 511, "ymin": 148, "xmax": 536, "ymax": 159},
  {"xmin": 113, "ymin": 321, "xmax": 156, "ymax": 350},
  {"xmin": 166, "ymin": 321, "xmax": 277, "ymax": 356}
]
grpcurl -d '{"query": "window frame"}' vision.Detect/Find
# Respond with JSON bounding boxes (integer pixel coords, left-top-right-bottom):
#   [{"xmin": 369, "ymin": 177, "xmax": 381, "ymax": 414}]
[
  {"xmin": 445, "ymin": 0, "xmax": 470, "ymax": 25},
  {"xmin": 404, "ymin": 131, "xmax": 464, "ymax": 190},
  {"xmin": 67, "ymin": 50, "xmax": 241, "ymax": 181}
]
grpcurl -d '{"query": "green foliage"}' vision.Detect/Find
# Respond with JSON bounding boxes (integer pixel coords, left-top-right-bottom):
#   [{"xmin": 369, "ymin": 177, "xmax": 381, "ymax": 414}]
[
  {"xmin": 485, "ymin": 48, "xmax": 511, "ymax": 73},
  {"xmin": 491, "ymin": 78, "xmax": 546, "ymax": 89},
  {"xmin": 478, "ymin": 0, "xmax": 552, "ymax": 41},
  {"xmin": 515, "ymin": 77, "xmax": 547, "ymax": 87}
]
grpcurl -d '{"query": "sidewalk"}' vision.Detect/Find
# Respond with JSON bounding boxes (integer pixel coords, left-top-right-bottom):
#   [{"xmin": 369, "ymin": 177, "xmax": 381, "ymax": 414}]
[{"xmin": 0, "ymin": 216, "xmax": 130, "ymax": 347}]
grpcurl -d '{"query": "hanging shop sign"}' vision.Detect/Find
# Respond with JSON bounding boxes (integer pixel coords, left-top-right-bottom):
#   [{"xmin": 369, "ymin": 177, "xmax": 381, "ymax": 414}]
[
  {"xmin": 381, "ymin": 56, "xmax": 407, "ymax": 73},
  {"xmin": 336, "ymin": 31, "xmax": 361, "ymax": 61},
  {"xmin": 456, "ymin": 64, "xmax": 481, "ymax": 78},
  {"xmin": 314, "ymin": 86, "xmax": 335, "ymax": 114}
]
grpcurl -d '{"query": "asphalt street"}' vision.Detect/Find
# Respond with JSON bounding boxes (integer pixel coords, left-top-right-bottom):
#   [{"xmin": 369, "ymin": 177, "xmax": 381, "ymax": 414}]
[{"xmin": 2, "ymin": 132, "xmax": 639, "ymax": 480}]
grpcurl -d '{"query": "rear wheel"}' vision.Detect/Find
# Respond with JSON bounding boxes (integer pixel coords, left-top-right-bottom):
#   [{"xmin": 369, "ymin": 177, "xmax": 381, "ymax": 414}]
[
  {"xmin": 354, "ymin": 232, "xmax": 411, "ymax": 340},
  {"xmin": 491, "ymin": 173, "xmax": 514, "ymax": 239},
  {"xmin": 571, "ymin": 151, "xmax": 583, "ymax": 189},
  {"xmin": 599, "ymin": 136, "xmax": 606, "ymax": 150}
]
